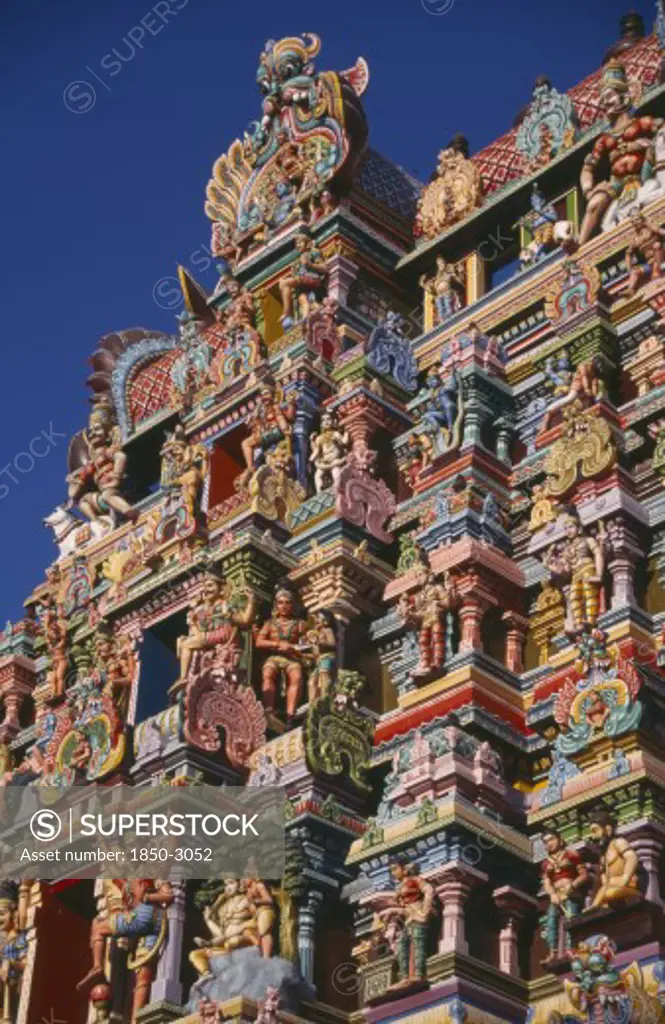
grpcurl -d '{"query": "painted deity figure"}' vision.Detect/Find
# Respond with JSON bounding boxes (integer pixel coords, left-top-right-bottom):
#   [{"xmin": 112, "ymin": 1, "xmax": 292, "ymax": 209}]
[
  {"xmin": 587, "ymin": 810, "xmax": 640, "ymax": 910},
  {"xmin": 239, "ymin": 382, "xmax": 297, "ymax": 489},
  {"xmin": 190, "ymin": 877, "xmax": 276, "ymax": 977},
  {"xmin": 67, "ymin": 402, "xmax": 137, "ymax": 523},
  {"xmin": 171, "ymin": 311, "xmax": 213, "ymax": 406},
  {"xmin": 42, "ymin": 594, "xmax": 69, "ymax": 701},
  {"xmin": 160, "ymin": 425, "xmax": 210, "ymax": 519},
  {"xmin": 278, "ymin": 232, "xmax": 327, "ymax": 328},
  {"xmin": 540, "ymin": 356, "xmax": 603, "ymax": 432},
  {"xmin": 256, "ymin": 587, "xmax": 309, "ymax": 724},
  {"xmin": 542, "ymin": 514, "xmax": 605, "ymax": 633},
  {"xmin": 77, "ymin": 878, "xmax": 174, "ymax": 1021},
  {"xmin": 305, "ymin": 609, "xmax": 337, "ymax": 702},
  {"xmin": 578, "ymin": 59, "xmax": 664, "ymax": 245},
  {"xmin": 419, "ymin": 256, "xmax": 464, "ymax": 324},
  {"xmin": 399, "ymin": 567, "xmax": 458, "ymax": 677},
  {"xmin": 92, "ymin": 626, "xmax": 136, "ymax": 710},
  {"xmin": 420, "ymin": 365, "xmax": 462, "ymax": 449},
  {"xmin": 0, "ymin": 882, "xmax": 28, "ymax": 1024},
  {"xmin": 624, "ymin": 207, "xmax": 665, "ymax": 295},
  {"xmin": 309, "ymin": 411, "xmax": 350, "ymax": 492},
  {"xmin": 541, "ymin": 830, "xmax": 590, "ymax": 963},
  {"xmin": 175, "ymin": 571, "xmax": 255, "ymax": 691},
  {"xmin": 376, "ymin": 858, "xmax": 435, "ymax": 989}
]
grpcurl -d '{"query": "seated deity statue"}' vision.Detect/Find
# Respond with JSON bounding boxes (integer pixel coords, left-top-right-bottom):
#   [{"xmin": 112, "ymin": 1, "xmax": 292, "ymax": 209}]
[
  {"xmin": 587, "ymin": 810, "xmax": 640, "ymax": 910},
  {"xmin": 190, "ymin": 877, "xmax": 276, "ymax": 977},
  {"xmin": 174, "ymin": 571, "xmax": 255, "ymax": 693}
]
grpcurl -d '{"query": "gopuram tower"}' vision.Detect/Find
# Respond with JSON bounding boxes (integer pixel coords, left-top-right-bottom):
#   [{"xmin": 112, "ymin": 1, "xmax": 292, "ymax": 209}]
[{"xmin": 4, "ymin": 12, "xmax": 665, "ymax": 1024}]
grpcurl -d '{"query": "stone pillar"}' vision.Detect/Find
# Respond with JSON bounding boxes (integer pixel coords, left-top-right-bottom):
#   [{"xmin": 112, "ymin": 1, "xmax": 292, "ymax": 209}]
[
  {"xmin": 608, "ymin": 556, "xmax": 636, "ymax": 610},
  {"xmin": 298, "ymin": 890, "xmax": 324, "ymax": 985},
  {"xmin": 150, "ymin": 881, "xmax": 186, "ymax": 1003},
  {"xmin": 502, "ymin": 612, "xmax": 529, "ymax": 674},
  {"xmin": 492, "ymin": 886, "xmax": 538, "ymax": 977},
  {"xmin": 326, "ymin": 251, "xmax": 358, "ymax": 305},
  {"xmin": 461, "ymin": 404, "xmax": 485, "ymax": 448},
  {"xmin": 458, "ymin": 598, "xmax": 487, "ymax": 652},
  {"xmin": 630, "ymin": 830, "xmax": 664, "ymax": 906},
  {"xmin": 434, "ymin": 863, "xmax": 487, "ymax": 955}
]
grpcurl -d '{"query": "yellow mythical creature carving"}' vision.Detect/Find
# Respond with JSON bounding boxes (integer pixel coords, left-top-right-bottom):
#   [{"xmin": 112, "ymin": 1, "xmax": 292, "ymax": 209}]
[{"xmin": 543, "ymin": 401, "xmax": 616, "ymax": 497}]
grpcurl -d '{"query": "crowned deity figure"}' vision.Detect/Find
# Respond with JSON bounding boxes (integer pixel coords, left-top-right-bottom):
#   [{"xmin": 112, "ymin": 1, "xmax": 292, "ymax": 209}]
[
  {"xmin": 587, "ymin": 810, "xmax": 640, "ymax": 910},
  {"xmin": 399, "ymin": 566, "xmax": 458, "ymax": 677},
  {"xmin": 541, "ymin": 830, "xmax": 590, "ymax": 963},
  {"xmin": 41, "ymin": 592, "xmax": 69, "ymax": 702},
  {"xmin": 256, "ymin": 587, "xmax": 309, "ymax": 724},
  {"xmin": 278, "ymin": 232, "xmax": 327, "ymax": 328},
  {"xmin": 624, "ymin": 207, "xmax": 665, "ymax": 296},
  {"xmin": 374, "ymin": 858, "xmax": 435, "ymax": 990},
  {"xmin": 309, "ymin": 411, "xmax": 350, "ymax": 492},
  {"xmin": 174, "ymin": 571, "xmax": 255, "ymax": 693},
  {"xmin": 540, "ymin": 356, "xmax": 603, "ymax": 432},
  {"xmin": 160, "ymin": 424, "xmax": 210, "ymax": 519},
  {"xmin": 190, "ymin": 877, "xmax": 276, "ymax": 978},
  {"xmin": 578, "ymin": 59, "xmax": 664, "ymax": 245},
  {"xmin": 239, "ymin": 382, "xmax": 297, "ymax": 490},
  {"xmin": 542, "ymin": 514, "xmax": 605, "ymax": 633},
  {"xmin": 67, "ymin": 402, "xmax": 137, "ymax": 524},
  {"xmin": 419, "ymin": 256, "xmax": 465, "ymax": 324},
  {"xmin": 0, "ymin": 882, "xmax": 28, "ymax": 1024},
  {"xmin": 92, "ymin": 625, "xmax": 136, "ymax": 710},
  {"xmin": 305, "ymin": 609, "xmax": 337, "ymax": 702},
  {"xmin": 77, "ymin": 878, "xmax": 174, "ymax": 1021}
]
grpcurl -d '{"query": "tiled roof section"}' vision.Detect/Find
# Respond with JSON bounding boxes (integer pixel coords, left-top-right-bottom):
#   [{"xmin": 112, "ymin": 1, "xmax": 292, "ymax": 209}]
[
  {"xmin": 356, "ymin": 148, "xmax": 423, "ymax": 219},
  {"xmin": 127, "ymin": 322, "xmax": 228, "ymax": 429},
  {"xmin": 475, "ymin": 33, "xmax": 662, "ymax": 197}
]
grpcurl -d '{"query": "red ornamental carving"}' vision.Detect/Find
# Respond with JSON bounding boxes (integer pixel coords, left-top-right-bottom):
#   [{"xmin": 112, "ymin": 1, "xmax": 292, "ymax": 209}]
[
  {"xmin": 334, "ymin": 444, "xmax": 395, "ymax": 542},
  {"xmin": 184, "ymin": 672, "xmax": 267, "ymax": 766}
]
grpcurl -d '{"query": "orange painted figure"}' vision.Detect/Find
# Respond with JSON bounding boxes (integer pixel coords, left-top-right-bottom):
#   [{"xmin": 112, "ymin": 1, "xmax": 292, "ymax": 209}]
[
  {"xmin": 256, "ymin": 587, "xmax": 308, "ymax": 724},
  {"xmin": 578, "ymin": 59, "xmax": 663, "ymax": 245},
  {"xmin": 78, "ymin": 878, "xmax": 174, "ymax": 1022}
]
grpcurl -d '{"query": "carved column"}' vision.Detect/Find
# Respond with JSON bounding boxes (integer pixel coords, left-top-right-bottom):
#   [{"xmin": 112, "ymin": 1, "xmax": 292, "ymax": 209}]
[
  {"xmin": 325, "ymin": 251, "xmax": 358, "ymax": 305},
  {"xmin": 458, "ymin": 597, "xmax": 489, "ymax": 652},
  {"xmin": 502, "ymin": 612, "xmax": 529, "ymax": 674},
  {"xmin": 150, "ymin": 880, "xmax": 186, "ymax": 1003},
  {"xmin": 0, "ymin": 655, "xmax": 35, "ymax": 743},
  {"xmin": 630, "ymin": 828, "xmax": 665, "ymax": 906},
  {"xmin": 606, "ymin": 518, "xmax": 640, "ymax": 611},
  {"xmin": 492, "ymin": 886, "xmax": 538, "ymax": 976},
  {"xmin": 298, "ymin": 889, "xmax": 324, "ymax": 985},
  {"xmin": 494, "ymin": 418, "xmax": 514, "ymax": 465},
  {"xmin": 434, "ymin": 862, "xmax": 487, "ymax": 955}
]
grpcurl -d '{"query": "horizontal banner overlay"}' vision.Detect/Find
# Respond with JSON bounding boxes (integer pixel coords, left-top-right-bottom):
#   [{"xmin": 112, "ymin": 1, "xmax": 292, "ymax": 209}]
[{"xmin": 0, "ymin": 783, "xmax": 285, "ymax": 880}]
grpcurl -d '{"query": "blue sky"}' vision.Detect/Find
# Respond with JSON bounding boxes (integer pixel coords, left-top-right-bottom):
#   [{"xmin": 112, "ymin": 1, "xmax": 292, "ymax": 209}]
[{"xmin": 0, "ymin": 0, "xmax": 656, "ymax": 619}]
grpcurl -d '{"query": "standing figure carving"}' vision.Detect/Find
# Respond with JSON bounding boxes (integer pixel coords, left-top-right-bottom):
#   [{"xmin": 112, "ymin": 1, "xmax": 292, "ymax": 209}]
[
  {"xmin": 309, "ymin": 411, "xmax": 350, "ymax": 492},
  {"xmin": 0, "ymin": 882, "xmax": 28, "ymax": 1024},
  {"xmin": 77, "ymin": 878, "xmax": 174, "ymax": 1022},
  {"xmin": 256, "ymin": 586, "xmax": 309, "ymax": 725},
  {"xmin": 399, "ymin": 566, "xmax": 458, "ymax": 677},
  {"xmin": 542, "ymin": 514, "xmax": 605, "ymax": 633},
  {"xmin": 419, "ymin": 257, "xmax": 464, "ymax": 324}
]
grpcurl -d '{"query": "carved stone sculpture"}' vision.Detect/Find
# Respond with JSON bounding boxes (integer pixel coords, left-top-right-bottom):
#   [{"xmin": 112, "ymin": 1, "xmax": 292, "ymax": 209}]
[
  {"xmin": 309, "ymin": 411, "xmax": 350, "ymax": 493},
  {"xmin": 542, "ymin": 513, "xmax": 605, "ymax": 632},
  {"xmin": 415, "ymin": 135, "xmax": 483, "ymax": 240}
]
